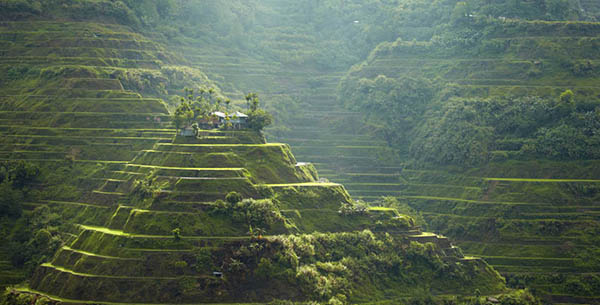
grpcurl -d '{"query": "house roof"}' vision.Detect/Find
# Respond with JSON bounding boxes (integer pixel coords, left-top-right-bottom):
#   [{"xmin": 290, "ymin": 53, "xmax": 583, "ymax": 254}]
[
  {"xmin": 211, "ymin": 111, "xmax": 248, "ymax": 118},
  {"xmin": 213, "ymin": 111, "xmax": 227, "ymax": 118}
]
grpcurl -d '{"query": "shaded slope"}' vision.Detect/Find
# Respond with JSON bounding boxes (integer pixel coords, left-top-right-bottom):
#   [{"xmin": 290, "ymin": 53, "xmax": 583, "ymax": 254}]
[
  {"xmin": 177, "ymin": 0, "xmax": 406, "ymax": 201},
  {"xmin": 340, "ymin": 18, "xmax": 600, "ymax": 304},
  {"xmin": 0, "ymin": 17, "xmax": 521, "ymax": 305}
]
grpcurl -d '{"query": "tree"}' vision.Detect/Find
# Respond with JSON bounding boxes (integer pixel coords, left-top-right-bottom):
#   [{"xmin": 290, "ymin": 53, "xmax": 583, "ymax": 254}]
[
  {"xmin": 245, "ymin": 92, "xmax": 258, "ymax": 111},
  {"xmin": 247, "ymin": 109, "xmax": 273, "ymax": 131},
  {"xmin": 172, "ymin": 228, "xmax": 181, "ymax": 240},
  {"xmin": 3, "ymin": 160, "xmax": 40, "ymax": 189},
  {"xmin": 173, "ymin": 101, "xmax": 194, "ymax": 130},
  {"xmin": 559, "ymin": 89, "xmax": 574, "ymax": 104},
  {"xmin": 0, "ymin": 181, "xmax": 24, "ymax": 218}
]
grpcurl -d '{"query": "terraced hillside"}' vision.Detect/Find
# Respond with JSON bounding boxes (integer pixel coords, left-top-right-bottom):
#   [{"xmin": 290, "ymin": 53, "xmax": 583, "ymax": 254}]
[
  {"xmin": 340, "ymin": 18, "xmax": 600, "ymax": 303},
  {"xmin": 0, "ymin": 17, "xmax": 530, "ymax": 305},
  {"xmin": 16, "ymin": 129, "xmax": 509, "ymax": 304},
  {"xmin": 191, "ymin": 55, "xmax": 396, "ymax": 201},
  {"xmin": 179, "ymin": 0, "xmax": 403, "ymax": 201},
  {"xmin": 0, "ymin": 19, "xmax": 178, "ymax": 291}
]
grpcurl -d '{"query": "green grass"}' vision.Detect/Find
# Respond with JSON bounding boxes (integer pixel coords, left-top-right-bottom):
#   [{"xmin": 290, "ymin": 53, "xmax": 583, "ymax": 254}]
[
  {"xmin": 11, "ymin": 287, "xmax": 269, "ymax": 305},
  {"xmin": 60, "ymin": 246, "xmax": 141, "ymax": 261},
  {"xmin": 41, "ymin": 263, "xmax": 211, "ymax": 280},
  {"xmin": 78, "ymin": 225, "xmax": 256, "ymax": 240},
  {"xmin": 0, "ymin": 17, "xmax": 539, "ymax": 304},
  {"xmin": 125, "ymin": 164, "xmax": 245, "ymax": 171},
  {"xmin": 484, "ymin": 178, "xmax": 600, "ymax": 183},
  {"xmin": 264, "ymin": 182, "xmax": 341, "ymax": 187}
]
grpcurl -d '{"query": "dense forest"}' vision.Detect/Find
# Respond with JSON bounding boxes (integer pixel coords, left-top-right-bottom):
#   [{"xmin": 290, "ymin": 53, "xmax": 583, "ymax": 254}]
[{"xmin": 0, "ymin": 0, "xmax": 600, "ymax": 304}]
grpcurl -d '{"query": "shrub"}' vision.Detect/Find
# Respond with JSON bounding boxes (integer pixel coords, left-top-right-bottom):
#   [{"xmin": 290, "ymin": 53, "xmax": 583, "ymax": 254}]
[
  {"xmin": 0, "ymin": 160, "xmax": 40, "ymax": 189},
  {"xmin": 0, "ymin": 181, "xmax": 24, "ymax": 218},
  {"xmin": 174, "ymin": 260, "xmax": 188, "ymax": 268},
  {"xmin": 338, "ymin": 200, "xmax": 369, "ymax": 216},
  {"xmin": 232, "ymin": 199, "xmax": 283, "ymax": 229},
  {"xmin": 225, "ymin": 191, "xmax": 242, "ymax": 204},
  {"xmin": 559, "ymin": 89, "xmax": 575, "ymax": 104},
  {"xmin": 172, "ymin": 228, "xmax": 181, "ymax": 240}
]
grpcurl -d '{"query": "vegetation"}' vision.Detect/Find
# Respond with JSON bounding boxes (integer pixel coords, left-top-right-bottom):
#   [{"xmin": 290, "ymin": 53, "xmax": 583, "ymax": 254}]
[{"xmin": 2, "ymin": 0, "xmax": 600, "ymax": 304}]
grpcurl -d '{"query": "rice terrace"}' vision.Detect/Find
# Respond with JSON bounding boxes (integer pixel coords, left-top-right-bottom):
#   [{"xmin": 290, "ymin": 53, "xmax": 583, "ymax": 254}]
[{"xmin": 0, "ymin": 1, "xmax": 599, "ymax": 305}]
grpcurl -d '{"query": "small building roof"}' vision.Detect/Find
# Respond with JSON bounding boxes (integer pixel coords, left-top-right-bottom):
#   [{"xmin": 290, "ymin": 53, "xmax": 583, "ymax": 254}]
[
  {"xmin": 211, "ymin": 111, "xmax": 248, "ymax": 118},
  {"xmin": 212, "ymin": 111, "xmax": 227, "ymax": 118},
  {"xmin": 233, "ymin": 111, "xmax": 248, "ymax": 118}
]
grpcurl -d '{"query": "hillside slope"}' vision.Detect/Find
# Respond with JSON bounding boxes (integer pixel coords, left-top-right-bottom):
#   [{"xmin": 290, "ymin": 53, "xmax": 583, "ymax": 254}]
[
  {"xmin": 339, "ymin": 17, "xmax": 600, "ymax": 304},
  {"xmin": 0, "ymin": 14, "xmax": 533, "ymax": 305}
]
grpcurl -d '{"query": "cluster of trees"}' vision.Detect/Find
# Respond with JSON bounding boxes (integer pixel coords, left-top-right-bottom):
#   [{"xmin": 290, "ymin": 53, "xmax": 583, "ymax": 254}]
[
  {"xmin": 172, "ymin": 88, "xmax": 272, "ymax": 132},
  {"xmin": 172, "ymin": 87, "xmax": 227, "ymax": 131},
  {"xmin": 0, "ymin": 161, "xmax": 65, "ymax": 277},
  {"xmin": 342, "ymin": 67, "xmax": 600, "ymax": 166},
  {"xmin": 460, "ymin": 0, "xmax": 583, "ymax": 21},
  {"xmin": 244, "ymin": 93, "xmax": 274, "ymax": 132},
  {"xmin": 0, "ymin": 161, "xmax": 40, "ymax": 218},
  {"xmin": 412, "ymin": 93, "xmax": 599, "ymax": 165},
  {"xmin": 339, "ymin": 75, "xmax": 434, "ymax": 156},
  {"xmin": 130, "ymin": 170, "xmax": 168, "ymax": 208},
  {"xmin": 4, "ymin": 206, "xmax": 64, "ymax": 276},
  {"xmin": 218, "ymin": 229, "xmax": 507, "ymax": 303},
  {"xmin": 214, "ymin": 191, "xmax": 284, "ymax": 233},
  {"xmin": 339, "ymin": 6, "xmax": 600, "ymax": 166}
]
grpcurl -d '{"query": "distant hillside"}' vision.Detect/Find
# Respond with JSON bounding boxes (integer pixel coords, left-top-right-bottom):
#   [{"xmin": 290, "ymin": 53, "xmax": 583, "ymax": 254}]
[
  {"xmin": 0, "ymin": 2, "xmax": 541, "ymax": 305},
  {"xmin": 1, "ymin": 0, "xmax": 599, "ymax": 304},
  {"xmin": 339, "ymin": 9, "xmax": 600, "ymax": 305}
]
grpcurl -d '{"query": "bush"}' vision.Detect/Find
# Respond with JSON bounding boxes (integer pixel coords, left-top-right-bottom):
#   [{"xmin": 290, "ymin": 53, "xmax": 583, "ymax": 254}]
[
  {"xmin": 0, "ymin": 160, "xmax": 40, "ymax": 189},
  {"xmin": 232, "ymin": 198, "xmax": 283, "ymax": 229},
  {"xmin": 225, "ymin": 191, "xmax": 242, "ymax": 204},
  {"xmin": 172, "ymin": 228, "xmax": 181, "ymax": 240},
  {"xmin": 338, "ymin": 200, "xmax": 369, "ymax": 216},
  {"xmin": 0, "ymin": 181, "xmax": 24, "ymax": 218}
]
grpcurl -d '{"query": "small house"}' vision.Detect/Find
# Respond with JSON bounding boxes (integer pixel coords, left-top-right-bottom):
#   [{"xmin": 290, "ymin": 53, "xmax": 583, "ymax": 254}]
[
  {"xmin": 230, "ymin": 111, "xmax": 248, "ymax": 127},
  {"xmin": 210, "ymin": 111, "xmax": 249, "ymax": 129},
  {"xmin": 179, "ymin": 126, "xmax": 195, "ymax": 137},
  {"xmin": 212, "ymin": 111, "xmax": 228, "ymax": 125}
]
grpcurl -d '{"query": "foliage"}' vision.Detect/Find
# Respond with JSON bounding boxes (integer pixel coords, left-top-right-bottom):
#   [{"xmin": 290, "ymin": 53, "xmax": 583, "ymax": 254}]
[
  {"xmin": 171, "ymin": 87, "xmax": 227, "ymax": 129},
  {"xmin": 0, "ymin": 161, "xmax": 40, "ymax": 218},
  {"xmin": 172, "ymin": 100, "xmax": 194, "ymax": 130},
  {"xmin": 247, "ymin": 109, "xmax": 273, "ymax": 131},
  {"xmin": 231, "ymin": 198, "xmax": 284, "ymax": 230},
  {"xmin": 225, "ymin": 191, "xmax": 243, "ymax": 205},
  {"xmin": 5, "ymin": 205, "xmax": 65, "ymax": 276},
  {"xmin": 0, "ymin": 181, "xmax": 24, "ymax": 219},
  {"xmin": 338, "ymin": 200, "xmax": 369, "ymax": 216},
  {"xmin": 378, "ymin": 196, "xmax": 427, "ymax": 229},
  {"xmin": 131, "ymin": 170, "xmax": 168, "ymax": 207},
  {"xmin": 409, "ymin": 97, "xmax": 494, "ymax": 166},
  {"xmin": 341, "ymin": 74, "xmax": 598, "ymax": 165},
  {"xmin": 224, "ymin": 230, "xmax": 506, "ymax": 302},
  {"xmin": 339, "ymin": 75, "xmax": 435, "ymax": 153},
  {"xmin": 243, "ymin": 93, "xmax": 273, "ymax": 131},
  {"xmin": 559, "ymin": 89, "xmax": 574, "ymax": 104},
  {"xmin": 172, "ymin": 227, "xmax": 181, "ymax": 240},
  {"xmin": 0, "ymin": 160, "xmax": 40, "ymax": 189}
]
